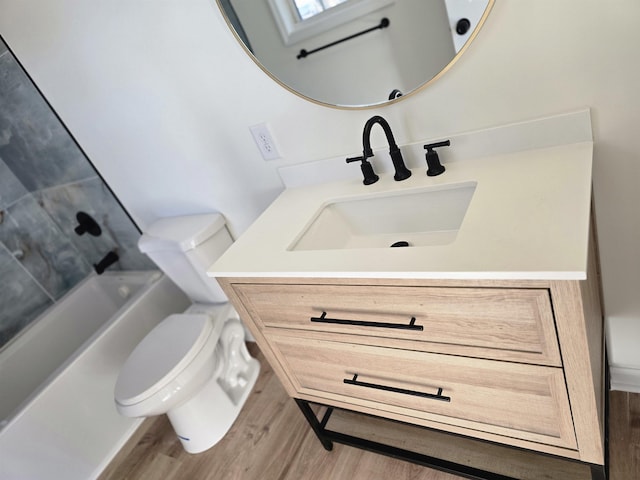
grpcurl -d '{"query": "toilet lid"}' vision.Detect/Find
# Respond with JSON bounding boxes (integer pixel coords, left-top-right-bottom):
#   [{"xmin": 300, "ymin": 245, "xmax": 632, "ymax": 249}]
[{"xmin": 115, "ymin": 314, "xmax": 213, "ymax": 405}]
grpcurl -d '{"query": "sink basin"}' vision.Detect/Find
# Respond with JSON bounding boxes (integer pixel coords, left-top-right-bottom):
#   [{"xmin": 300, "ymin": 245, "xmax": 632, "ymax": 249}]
[{"xmin": 289, "ymin": 182, "xmax": 477, "ymax": 251}]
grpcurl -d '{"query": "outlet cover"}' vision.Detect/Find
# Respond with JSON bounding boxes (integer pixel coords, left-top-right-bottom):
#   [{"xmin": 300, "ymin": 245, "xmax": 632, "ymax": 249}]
[{"xmin": 250, "ymin": 123, "xmax": 281, "ymax": 160}]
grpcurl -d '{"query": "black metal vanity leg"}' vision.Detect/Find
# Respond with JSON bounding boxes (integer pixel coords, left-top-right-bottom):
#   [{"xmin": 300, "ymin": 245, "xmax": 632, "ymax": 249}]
[
  {"xmin": 294, "ymin": 399, "xmax": 333, "ymax": 451},
  {"xmin": 590, "ymin": 361, "xmax": 610, "ymax": 480},
  {"xmin": 589, "ymin": 464, "xmax": 607, "ymax": 480}
]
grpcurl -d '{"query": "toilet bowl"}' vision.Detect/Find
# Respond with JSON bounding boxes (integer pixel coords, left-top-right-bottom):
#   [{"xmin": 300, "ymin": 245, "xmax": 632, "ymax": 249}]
[
  {"xmin": 114, "ymin": 213, "xmax": 259, "ymax": 453},
  {"xmin": 115, "ymin": 304, "xmax": 259, "ymax": 453}
]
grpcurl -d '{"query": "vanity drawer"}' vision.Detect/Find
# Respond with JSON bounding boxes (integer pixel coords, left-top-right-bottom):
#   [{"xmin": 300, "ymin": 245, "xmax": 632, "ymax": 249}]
[
  {"xmin": 234, "ymin": 283, "xmax": 561, "ymax": 365},
  {"xmin": 268, "ymin": 332, "xmax": 577, "ymax": 450}
]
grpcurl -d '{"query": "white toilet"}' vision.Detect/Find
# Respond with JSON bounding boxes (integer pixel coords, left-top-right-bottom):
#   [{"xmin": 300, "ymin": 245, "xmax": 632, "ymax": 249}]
[{"xmin": 114, "ymin": 213, "xmax": 260, "ymax": 454}]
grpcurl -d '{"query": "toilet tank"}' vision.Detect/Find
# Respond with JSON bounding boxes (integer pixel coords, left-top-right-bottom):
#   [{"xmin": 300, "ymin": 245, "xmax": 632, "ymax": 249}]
[{"xmin": 138, "ymin": 213, "xmax": 233, "ymax": 304}]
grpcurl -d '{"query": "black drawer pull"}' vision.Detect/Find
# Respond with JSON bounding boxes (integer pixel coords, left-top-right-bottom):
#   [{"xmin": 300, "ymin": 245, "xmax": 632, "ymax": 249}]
[
  {"xmin": 343, "ymin": 374, "xmax": 451, "ymax": 402},
  {"xmin": 310, "ymin": 312, "xmax": 423, "ymax": 331}
]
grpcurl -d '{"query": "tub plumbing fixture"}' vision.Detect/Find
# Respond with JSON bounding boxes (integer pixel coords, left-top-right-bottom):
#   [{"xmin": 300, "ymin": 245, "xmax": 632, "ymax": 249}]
[
  {"xmin": 94, "ymin": 250, "xmax": 119, "ymax": 274},
  {"xmin": 75, "ymin": 211, "xmax": 102, "ymax": 236},
  {"xmin": 346, "ymin": 115, "xmax": 411, "ymax": 184}
]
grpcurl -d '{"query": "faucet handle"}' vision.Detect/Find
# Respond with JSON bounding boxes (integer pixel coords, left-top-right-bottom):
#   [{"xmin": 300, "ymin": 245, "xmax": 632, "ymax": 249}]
[
  {"xmin": 346, "ymin": 156, "xmax": 379, "ymax": 185},
  {"xmin": 423, "ymin": 140, "xmax": 450, "ymax": 177},
  {"xmin": 425, "ymin": 140, "xmax": 451, "ymax": 150}
]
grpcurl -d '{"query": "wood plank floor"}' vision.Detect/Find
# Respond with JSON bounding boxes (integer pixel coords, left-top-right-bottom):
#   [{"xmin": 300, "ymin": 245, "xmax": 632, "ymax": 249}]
[{"xmin": 100, "ymin": 345, "xmax": 639, "ymax": 480}]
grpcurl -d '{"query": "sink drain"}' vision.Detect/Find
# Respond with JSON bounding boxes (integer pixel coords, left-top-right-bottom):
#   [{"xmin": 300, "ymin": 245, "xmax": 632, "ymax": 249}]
[{"xmin": 390, "ymin": 241, "xmax": 410, "ymax": 248}]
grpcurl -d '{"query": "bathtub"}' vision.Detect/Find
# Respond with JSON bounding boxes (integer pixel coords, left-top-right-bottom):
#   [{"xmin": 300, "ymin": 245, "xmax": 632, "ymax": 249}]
[{"xmin": 0, "ymin": 271, "xmax": 190, "ymax": 480}]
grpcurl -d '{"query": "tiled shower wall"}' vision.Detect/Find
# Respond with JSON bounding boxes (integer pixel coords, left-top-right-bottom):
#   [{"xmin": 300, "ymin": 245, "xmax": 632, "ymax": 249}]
[{"xmin": 0, "ymin": 38, "xmax": 155, "ymax": 349}]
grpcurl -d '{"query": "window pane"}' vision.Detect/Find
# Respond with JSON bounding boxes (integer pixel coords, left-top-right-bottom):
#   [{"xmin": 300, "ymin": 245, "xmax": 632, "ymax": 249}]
[
  {"xmin": 322, "ymin": 0, "xmax": 348, "ymax": 7},
  {"xmin": 293, "ymin": 0, "xmax": 349, "ymax": 21}
]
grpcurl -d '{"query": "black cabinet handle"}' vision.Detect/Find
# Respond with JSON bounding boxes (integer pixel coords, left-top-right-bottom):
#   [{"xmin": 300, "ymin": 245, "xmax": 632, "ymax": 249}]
[
  {"xmin": 310, "ymin": 312, "xmax": 423, "ymax": 331},
  {"xmin": 344, "ymin": 374, "xmax": 451, "ymax": 402}
]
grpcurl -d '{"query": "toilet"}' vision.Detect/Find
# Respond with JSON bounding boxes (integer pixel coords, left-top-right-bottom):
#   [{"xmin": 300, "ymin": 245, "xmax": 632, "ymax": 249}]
[{"xmin": 114, "ymin": 213, "xmax": 260, "ymax": 454}]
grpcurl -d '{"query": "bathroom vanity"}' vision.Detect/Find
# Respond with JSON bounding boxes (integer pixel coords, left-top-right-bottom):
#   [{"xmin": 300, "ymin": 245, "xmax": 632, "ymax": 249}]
[{"xmin": 210, "ymin": 140, "xmax": 606, "ymax": 479}]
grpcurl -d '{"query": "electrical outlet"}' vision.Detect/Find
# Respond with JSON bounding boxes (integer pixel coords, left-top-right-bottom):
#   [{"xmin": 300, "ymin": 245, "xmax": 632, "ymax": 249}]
[{"xmin": 250, "ymin": 123, "xmax": 281, "ymax": 160}]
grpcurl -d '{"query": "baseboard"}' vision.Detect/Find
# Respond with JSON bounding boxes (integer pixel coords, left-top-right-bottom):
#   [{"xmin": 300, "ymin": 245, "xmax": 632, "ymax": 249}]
[{"xmin": 610, "ymin": 366, "xmax": 640, "ymax": 393}]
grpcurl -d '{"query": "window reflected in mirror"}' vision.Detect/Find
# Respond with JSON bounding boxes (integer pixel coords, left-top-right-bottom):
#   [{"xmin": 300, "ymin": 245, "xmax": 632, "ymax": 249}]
[{"xmin": 294, "ymin": 0, "xmax": 349, "ymax": 20}]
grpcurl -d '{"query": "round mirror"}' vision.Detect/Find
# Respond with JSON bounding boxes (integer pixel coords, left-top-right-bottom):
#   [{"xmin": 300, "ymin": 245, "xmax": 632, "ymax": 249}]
[{"xmin": 216, "ymin": 0, "xmax": 494, "ymax": 109}]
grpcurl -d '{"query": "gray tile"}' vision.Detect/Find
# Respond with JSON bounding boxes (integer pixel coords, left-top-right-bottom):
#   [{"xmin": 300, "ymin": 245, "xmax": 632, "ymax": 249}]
[
  {"xmin": 0, "ymin": 245, "xmax": 53, "ymax": 349},
  {"xmin": 94, "ymin": 182, "xmax": 156, "ymax": 271},
  {"xmin": 0, "ymin": 195, "xmax": 92, "ymax": 299},
  {"xmin": 0, "ymin": 155, "xmax": 28, "ymax": 209},
  {"xmin": 0, "ymin": 52, "xmax": 96, "ymax": 192},
  {"xmin": 38, "ymin": 177, "xmax": 155, "ymax": 272}
]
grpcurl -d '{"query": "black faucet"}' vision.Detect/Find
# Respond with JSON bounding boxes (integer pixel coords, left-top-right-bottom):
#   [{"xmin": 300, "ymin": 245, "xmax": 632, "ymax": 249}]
[
  {"xmin": 364, "ymin": 116, "xmax": 411, "ymax": 181},
  {"xmin": 346, "ymin": 116, "xmax": 411, "ymax": 184},
  {"xmin": 94, "ymin": 250, "xmax": 119, "ymax": 275}
]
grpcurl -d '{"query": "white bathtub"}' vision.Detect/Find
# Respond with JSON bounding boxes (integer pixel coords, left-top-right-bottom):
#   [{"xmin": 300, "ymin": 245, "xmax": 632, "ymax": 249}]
[{"xmin": 0, "ymin": 271, "xmax": 190, "ymax": 480}]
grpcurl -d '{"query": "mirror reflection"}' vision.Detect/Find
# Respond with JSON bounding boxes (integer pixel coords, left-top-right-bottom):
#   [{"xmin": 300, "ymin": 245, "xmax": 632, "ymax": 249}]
[{"xmin": 217, "ymin": 0, "xmax": 492, "ymax": 108}]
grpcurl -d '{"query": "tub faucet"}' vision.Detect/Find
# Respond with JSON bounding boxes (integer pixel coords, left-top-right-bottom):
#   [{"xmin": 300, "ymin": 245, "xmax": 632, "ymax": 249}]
[
  {"xmin": 362, "ymin": 115, "xmax": 411, "ymax": 182},
  {"xmin": 94, "ymin": 251, "xmax": 119, "ymax": 275}
]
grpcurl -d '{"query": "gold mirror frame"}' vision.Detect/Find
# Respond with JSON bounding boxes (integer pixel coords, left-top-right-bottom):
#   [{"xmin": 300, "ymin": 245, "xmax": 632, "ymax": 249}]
[{"xmin": 216, "ymin": 0, "xmax": 495, "ymax": 110}]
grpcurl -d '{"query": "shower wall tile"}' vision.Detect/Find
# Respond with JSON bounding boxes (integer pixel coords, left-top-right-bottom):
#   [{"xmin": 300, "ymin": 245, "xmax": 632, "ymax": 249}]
[
  {"xmin": 0, "ymin": 245, "xmax": 52, "ymax": 350},
  {"xmin": 0, "ymin": 52, "xmax": 95, "ymax": 192},
  {"xmin": 0, "ymin": 43, "xmax": 152, "ymax": 350},
  {"xmin": 0, "ymin": 195, "xmax": 92, "ymax": 299},
  {"xmin": 91, "ymin": 180, "xmax": 156, "ymax": 271},
  {"xmin": 0, "ymin": 156, "xmax": 27, "ymax": 209},
  {"xmin": 38, "ymin": 177, "xmax": 155, "ymax": 271}
]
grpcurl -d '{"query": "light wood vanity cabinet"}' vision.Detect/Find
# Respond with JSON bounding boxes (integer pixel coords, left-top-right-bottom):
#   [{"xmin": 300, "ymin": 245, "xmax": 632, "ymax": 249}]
[
  {"xmin": 269, "ymin": 330, "xmax": 576, "ymax": 449},
  {"xmin": 217, "ymin": 241, "xmax": 605, "ymax": 468},
  {"xmin": 233, "ymin": 284, "xmax": 562, "ymax": 366}
]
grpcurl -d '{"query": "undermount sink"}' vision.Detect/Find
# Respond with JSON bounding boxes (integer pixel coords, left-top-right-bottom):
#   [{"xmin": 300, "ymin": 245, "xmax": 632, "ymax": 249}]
[{"xmin": 289, "ymin": 182, "xmax": 477, "ymax": 251}]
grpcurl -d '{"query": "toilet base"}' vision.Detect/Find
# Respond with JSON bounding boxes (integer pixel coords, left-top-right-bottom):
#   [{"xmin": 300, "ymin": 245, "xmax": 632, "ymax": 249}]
[{"xmin": 166, "ymin": 337, "xmax": 260, "ymax": 453}]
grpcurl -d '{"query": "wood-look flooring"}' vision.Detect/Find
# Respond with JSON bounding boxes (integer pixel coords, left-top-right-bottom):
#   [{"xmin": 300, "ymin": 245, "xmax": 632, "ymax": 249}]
[{"xmin": 100, "ymin": 345, "xmax": 639, "ymax": 480}]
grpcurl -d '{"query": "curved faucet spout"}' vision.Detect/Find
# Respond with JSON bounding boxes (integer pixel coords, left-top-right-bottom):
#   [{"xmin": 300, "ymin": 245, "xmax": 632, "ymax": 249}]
[
  {"xmin": 361, "ymin": 115, "xmax": 411, "ymax": 181},
  {"xmin": 362, "ymin": 115, "xmax": 398, "ymax": 157}
]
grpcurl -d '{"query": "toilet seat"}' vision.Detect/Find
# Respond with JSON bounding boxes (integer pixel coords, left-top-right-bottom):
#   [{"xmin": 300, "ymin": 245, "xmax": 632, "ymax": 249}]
[{"xmin": 115, "ymin": 313, "xmax": 221, "ymax": 407}]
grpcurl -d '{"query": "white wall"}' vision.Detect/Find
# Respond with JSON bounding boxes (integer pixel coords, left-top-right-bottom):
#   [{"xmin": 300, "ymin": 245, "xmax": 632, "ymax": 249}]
[{"xmin": 1, "ymin": 1, "xmax": 639, "ymax": 384}]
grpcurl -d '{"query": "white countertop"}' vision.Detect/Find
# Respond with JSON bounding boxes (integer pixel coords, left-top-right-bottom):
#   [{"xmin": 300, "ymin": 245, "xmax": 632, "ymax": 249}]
[{"xmin": 209, "ymin": 142, "xmax": 593, "ymax": 280}]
